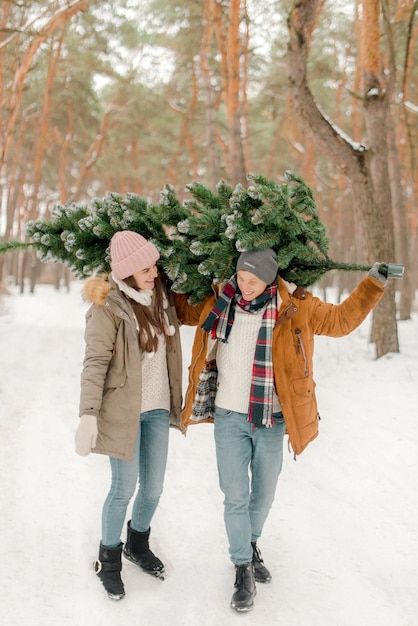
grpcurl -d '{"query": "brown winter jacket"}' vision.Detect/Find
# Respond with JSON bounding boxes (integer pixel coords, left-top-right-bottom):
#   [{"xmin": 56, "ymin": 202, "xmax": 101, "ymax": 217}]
[
  {"xmin": 176, "ymin": 274, "xmax": 385, "ymax": 456},
  {"xmin": 79, "ymin": 274, "xmax": 188, "ymax": 461}
]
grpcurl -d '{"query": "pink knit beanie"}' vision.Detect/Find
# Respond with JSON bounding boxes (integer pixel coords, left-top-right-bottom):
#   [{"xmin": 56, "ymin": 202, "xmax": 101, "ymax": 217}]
[{"xmin": 110, "ymin": 231, "xmax": 160, "ymax": 279}]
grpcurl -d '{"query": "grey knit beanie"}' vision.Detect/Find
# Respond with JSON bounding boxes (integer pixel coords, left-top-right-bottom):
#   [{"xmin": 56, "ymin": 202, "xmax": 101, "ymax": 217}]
[{"xmin": 236, "ymin": 248, "xmax": 278, "ymax": 284}]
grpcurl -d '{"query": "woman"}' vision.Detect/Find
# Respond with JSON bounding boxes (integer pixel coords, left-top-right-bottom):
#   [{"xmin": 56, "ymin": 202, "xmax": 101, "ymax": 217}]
[{"xmin": 75, "ymin": 230, "xmax": 200, "ymax": 601}]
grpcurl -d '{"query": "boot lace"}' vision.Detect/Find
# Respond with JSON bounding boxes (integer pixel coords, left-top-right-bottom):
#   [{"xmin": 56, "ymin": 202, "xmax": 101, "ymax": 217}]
[
  {"xmin": 235, "ymin": 564, "xmax": 252, "ymax": 590},
  {"xmin": 252, "ymin": 542, "xmax": 264, "ymax": 565}
]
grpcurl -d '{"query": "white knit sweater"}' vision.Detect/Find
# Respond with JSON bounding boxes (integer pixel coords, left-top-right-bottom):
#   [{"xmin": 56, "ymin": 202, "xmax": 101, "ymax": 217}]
[
  {"xmin": 140, "ymin": 334, "xmax": 170, "ymax": 414},
  {"xmin": 215, "ymin": 306, "xmax": 282, "ymax": 415}
]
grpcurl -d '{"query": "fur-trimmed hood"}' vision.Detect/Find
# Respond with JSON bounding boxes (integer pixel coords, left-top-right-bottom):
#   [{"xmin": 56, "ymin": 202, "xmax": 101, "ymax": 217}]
[
  {"xmin": 82, "ymin": 273, "xmax": 174, "ymax": 338},
  {"xmin": 82, "ymin": 274, "xmax": 111, "ymax": 306}
]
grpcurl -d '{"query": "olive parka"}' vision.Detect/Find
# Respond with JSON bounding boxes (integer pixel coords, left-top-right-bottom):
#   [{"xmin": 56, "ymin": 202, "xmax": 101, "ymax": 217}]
[
  {"xmin": 79, "ymin": 274, "xmax": 202, "ymax": 462},
  {"xmin": 175, "ymin": 274, "xmax": 385, "ymax": 456}
]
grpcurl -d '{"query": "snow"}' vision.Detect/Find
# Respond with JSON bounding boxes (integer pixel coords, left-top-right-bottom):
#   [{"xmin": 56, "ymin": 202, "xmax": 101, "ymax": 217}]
[
  {"xmin": 404, "ymin": 100, "xmax": 418, "ymax": 114},
  {"xmin": 1, "ymin": 282, "xmax": 417, "ymax": 626}
]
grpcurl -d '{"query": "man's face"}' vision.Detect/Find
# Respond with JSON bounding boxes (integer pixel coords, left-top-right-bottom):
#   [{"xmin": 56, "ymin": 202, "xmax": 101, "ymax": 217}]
[{"xmin": 237, "ymin": 269, "xmax": 268, "ymax": 301}]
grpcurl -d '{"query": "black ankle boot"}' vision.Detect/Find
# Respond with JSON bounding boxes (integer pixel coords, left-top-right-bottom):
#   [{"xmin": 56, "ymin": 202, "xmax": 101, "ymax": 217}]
[
  {"xmin": 94, "ymin": 542, "xmax": 125, "ymax": 601},
  {"xmin": 230, "ymin": 562, "xmax": 256, "ymax": 612},
  {"xmin": 123, "ymin": 520, "xmax": 165, "ymax": 579},
  {"xmin": 251, "ymin": 541, "xmax": 272, "ymax": 583}
]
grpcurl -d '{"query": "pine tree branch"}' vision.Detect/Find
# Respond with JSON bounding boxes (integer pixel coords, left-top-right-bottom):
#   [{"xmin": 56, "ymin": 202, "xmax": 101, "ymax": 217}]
[{"xmin": 0, "ymin": 240, "xmax": 34, "ymax": 254}]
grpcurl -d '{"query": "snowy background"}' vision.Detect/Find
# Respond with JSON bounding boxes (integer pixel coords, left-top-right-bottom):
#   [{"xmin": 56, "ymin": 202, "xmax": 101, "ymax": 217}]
[{"xmin": 0, "ymin": 281, "xmax": 417, "ymax": 626}]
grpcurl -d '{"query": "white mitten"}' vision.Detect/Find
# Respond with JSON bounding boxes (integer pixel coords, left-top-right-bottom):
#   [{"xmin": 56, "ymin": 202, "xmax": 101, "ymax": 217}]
[
  {"xmin": 368, "ymin": 262, "xmax": 387, "ymax": 285},
  {"xmin": 75, "ymin": 414, "xmax": 98, "ymax": 456}
]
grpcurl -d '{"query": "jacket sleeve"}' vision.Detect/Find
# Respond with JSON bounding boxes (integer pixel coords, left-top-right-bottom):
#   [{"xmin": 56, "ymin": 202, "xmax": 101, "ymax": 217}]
[
  {"xmin": 310, "ymin": 275, "xmax": 385, "ymax": 337},
  {"xmin": 79, "ymin": 304, "xmax": 118, "ymax": 416},
  {"xmin": 172, "ymin": 292, "xmax": 213, "ymax": 326}
]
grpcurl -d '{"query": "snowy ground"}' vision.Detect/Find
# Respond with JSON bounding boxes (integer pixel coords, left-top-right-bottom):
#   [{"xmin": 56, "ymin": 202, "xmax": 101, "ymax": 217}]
[{"xmin": 0, "ymin": 282, "xmax": 417, "ymax": 626}]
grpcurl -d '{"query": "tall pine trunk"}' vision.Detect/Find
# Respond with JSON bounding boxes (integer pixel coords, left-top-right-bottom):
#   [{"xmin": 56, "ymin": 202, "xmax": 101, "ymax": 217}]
[{"xmin": 287, "ymin": 0, "xmax": 399, "ymax": 357}]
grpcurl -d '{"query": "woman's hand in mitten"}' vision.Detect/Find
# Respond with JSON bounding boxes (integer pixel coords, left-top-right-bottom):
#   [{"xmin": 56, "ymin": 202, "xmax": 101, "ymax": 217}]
[{"xmin": 75, "ymin": 414, "xmax": 98, "ymax": 456}]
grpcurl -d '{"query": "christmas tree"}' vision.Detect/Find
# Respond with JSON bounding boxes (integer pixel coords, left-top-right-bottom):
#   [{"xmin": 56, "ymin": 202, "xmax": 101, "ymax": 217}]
[
  {"xmin": 159, "ymin": 171, "xmax": 369, "ymax": 298},
  {"xmin": 0, "ymin": 172, "xmax": 370, "ymax": 303},
  {"xmin": 22, "ymin": 192, "xmax": 172, "ymax": 278},
  {"xmin": 158, "ymin": 178, "xmax": 238, "ymax": 303}
]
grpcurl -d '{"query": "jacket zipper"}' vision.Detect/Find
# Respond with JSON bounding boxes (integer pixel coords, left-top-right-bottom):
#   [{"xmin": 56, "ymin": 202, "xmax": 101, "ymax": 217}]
[{"xmin": 294, "ymin": 328, "xmax": 309, "ymax": 377}]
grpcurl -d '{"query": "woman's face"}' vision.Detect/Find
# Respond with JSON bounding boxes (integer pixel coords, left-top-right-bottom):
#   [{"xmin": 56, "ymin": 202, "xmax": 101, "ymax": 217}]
[
  {"xmin": 237, "ymin": 269, "xmax": 268, "ymax": 301},
  {"xmin": 133, "ymin": 264, "xmax": 159, "ymax": 290}
]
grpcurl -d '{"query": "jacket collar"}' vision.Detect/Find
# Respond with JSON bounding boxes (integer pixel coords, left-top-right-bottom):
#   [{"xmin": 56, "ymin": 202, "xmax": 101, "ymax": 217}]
[{"xmin": 276, "ymin": 277, "xmax": 306, "ymax": 326}]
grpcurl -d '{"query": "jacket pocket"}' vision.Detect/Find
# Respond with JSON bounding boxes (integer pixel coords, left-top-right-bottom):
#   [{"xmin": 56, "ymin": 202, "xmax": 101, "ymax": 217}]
[
  {"xmin": 101, "ymin": 374, "xmax": 129, "ymax": 425},
  {"xmin": 291, "ymin": 377, "xmax": 315, "ymax": 406},
  {"xmin": 291, "ymin": 377, "xmax": 317, "ymax": 428},
  {"xmin": 104, "ymin": 373, "xmax": 127, "ymax": 391}
]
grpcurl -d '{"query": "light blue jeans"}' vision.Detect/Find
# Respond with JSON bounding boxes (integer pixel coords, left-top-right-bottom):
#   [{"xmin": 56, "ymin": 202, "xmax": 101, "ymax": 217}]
[
  {"xmin": 101, "ymin": 409, "xmax": 170, "ymax": 547},
  {"xmin": 214, "ymin": 407, "xmax": 286, "ymax": 565}
]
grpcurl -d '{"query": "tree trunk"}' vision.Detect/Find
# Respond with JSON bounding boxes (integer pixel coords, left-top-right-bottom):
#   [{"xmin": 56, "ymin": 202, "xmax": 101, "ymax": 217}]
[
  {"xmin": 225, "ymin": 0, "xmax": 246, "ymax": 184},
  {"xmin": 29, "ymin": 30, "xmax": 66, "ymax": 220},
  {"xmin": 213, "ymin": 0, "xmax": 247, "ymax": 185},
  {"xmin": 386, "ymin": 108, "xmax": 413, "ymax": 321},
  {"xmin": 200, "ymin": 0, "xmax": 222, "ymax": 189},
  {"xmin": 168, "ymin": 65, "xmax": 199, "ymax": 184},
  {"xmin": 69, "ymin": 100, "xmax": 114, "ymax": 202},
  {"xmin": 0, "ymin": 0, "xmax": 89, "ymax": 169},
  {"xmin": 381, "ymin": 0, "xmax": 415, "ymax": 321},
  {"xmin": 287, "ymin": 0, "xmax": 399, "ymax": 357}
]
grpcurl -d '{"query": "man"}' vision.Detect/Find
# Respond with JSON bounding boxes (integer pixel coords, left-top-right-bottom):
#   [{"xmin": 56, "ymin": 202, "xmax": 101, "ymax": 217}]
[{"xmin": 179, "ymin": 249, "xmax": 386, "ymax": 612}]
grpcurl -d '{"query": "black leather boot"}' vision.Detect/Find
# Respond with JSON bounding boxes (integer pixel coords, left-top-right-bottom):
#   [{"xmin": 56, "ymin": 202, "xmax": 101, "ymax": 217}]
[
  {"xmin": 251, "ymin": 541, "xmax": 272, "ymax": 583},
  {"xmin": 230, "ymin": 562, "xmax": 256, "ymax": 612},
  {"xmin": 94, "ymin": 542, "xmax": 125, "ymax": 601},
  {"xmin": 123, "ymin": 520, "xmax": 165, "ymax": 579}
]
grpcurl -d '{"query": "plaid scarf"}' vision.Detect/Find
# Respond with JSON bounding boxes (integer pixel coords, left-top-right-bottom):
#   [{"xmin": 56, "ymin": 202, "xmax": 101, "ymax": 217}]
[{"xmin": 201, "ymin": 275, "xmax": 278, "ymax": 427}]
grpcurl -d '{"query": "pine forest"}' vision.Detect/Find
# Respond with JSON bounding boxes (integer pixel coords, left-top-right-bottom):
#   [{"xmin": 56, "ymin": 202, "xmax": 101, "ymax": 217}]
[{"xmin": 0, "ymin": 0, "xmax": 417, "ymax": 357}]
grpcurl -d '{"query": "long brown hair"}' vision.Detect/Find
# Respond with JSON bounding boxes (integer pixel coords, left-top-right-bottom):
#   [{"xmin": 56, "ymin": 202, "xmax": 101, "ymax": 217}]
[{"xmin": 123, "ymin": 275, "xmax": 172, "ymax": 353}]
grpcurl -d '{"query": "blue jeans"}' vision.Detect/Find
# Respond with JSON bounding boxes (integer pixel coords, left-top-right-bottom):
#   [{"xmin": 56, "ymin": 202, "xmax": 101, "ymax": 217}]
[
  {"xmin": 214, "ymin": 407, "xmax": 286, "ymax": 565},
  {"xmin": 101, "ymin": 409, "xmax": 170, "ymax": 547}
]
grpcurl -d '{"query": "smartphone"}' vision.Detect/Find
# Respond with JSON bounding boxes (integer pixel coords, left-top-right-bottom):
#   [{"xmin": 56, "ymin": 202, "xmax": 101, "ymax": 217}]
[{"xmin": 379, "ymin": 263, "xmax": 404, "ymax": 279}]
